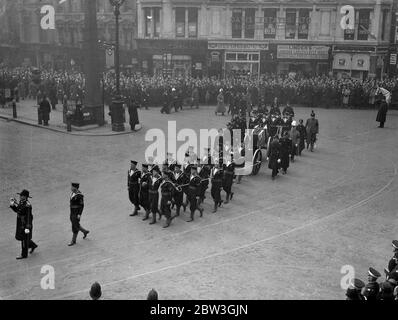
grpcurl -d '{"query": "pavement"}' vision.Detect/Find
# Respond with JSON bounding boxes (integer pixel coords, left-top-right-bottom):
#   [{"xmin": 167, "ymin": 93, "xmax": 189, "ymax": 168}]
[
  {"xmin": 0, "ymin": 99, "xmax": 141, "ymax": 136},
  {"xmin": 0, "ymin": 105, "xmax": 397, "ymax": 300}
]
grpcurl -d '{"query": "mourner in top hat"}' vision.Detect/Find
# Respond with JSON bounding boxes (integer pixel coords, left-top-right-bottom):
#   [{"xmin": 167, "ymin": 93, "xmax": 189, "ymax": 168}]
[{"xmin": 9, "ymin": 189, "xmax": 38, "ymax": 259}]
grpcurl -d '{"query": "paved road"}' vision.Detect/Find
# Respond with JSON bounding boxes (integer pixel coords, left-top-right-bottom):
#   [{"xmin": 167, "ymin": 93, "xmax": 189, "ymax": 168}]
[{"xmin": 0, "ymin": 106, "xmax": 397, "ymax": 300}]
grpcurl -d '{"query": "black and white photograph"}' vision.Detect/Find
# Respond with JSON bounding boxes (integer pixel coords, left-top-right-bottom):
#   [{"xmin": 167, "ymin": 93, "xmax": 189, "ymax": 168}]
[{"xmin": 0, "ymin": 0, "xmax": 398, "ymax": 306}]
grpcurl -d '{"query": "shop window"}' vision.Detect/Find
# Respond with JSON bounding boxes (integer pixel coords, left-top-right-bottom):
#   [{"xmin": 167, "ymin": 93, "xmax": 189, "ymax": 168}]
[
  {"xmin": 250, "ymin": 54, "xmax": 259, "ymax": 61},
  {"xmin": 357, "ymin": 10, "xmax": 370, "ymax": 40},
  {"xmin": 298, "ymin": 9, "xmax": 310, "ymax": 39},
  {"xmin": 232, "ymin": 9, "xmax": 243, "ymax": 38},
  {"xmin": 320, "ymin": 10, "xmax": 331, "ymax": 36},
  {"xmin": 144, "ymin": 8, "xmax": 152, "ymax": 37},
  {"xmin": 176, "ymin": 7, "xmax": 186, "ymax": 38},
  {"xmin": 154, "ymin": 8, "xmax": 160, "ymax": 38},
  {"xmin": 237, "ymin": 53, "xmax": 248, "ymax": 61},
  {"xmin": 285, "ymin": 9, "xmax": 296, "ymax": 39},
  {"xmin": 226, "ymin": 53, "xmax": 237, "ymax": 61},
  {"xmin": 188, "ymin": 8, "xmax": 198, "ymax": 38},
  {"xmin": 245, "ymin": 9, "xmax": 255, "ymax": 39},
  {"xmin": 264, "ymin": 8, "xmax": 277, "ymax": 39}
]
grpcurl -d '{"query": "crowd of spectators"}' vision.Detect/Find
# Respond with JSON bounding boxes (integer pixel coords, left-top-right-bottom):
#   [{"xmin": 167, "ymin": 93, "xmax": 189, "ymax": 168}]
[{"xmin": 2, "ymin": 67, "xmax": 398, "ymax": 109}]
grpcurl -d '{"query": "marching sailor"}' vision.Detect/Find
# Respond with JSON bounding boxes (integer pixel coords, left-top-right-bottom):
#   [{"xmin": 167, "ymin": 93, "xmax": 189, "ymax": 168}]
[
  {"xmin": 148, "ymin": 166, "xmax": 162, "ymax": 225},
  {"xmin": 187, "ymin": 165, "xmax": 203, "ymax": 222},
  {"xmin": 160, "ymin": 170, "xmax": 176, "ymax": 228},
  {"xmin": 210, "ymin": 161, "xmax": 224, "ymax": 213},
  {"xmin": 68, "ymin": 183, "xmax": 89, "ymax": 246},
  {"xmin": 140, "ymin": 163, "xmax": 151, "ymax": 221},
  {"xmin": 172, "ymin": 163, "xmax": 186, "ymax": 217},
  {"xmin": 128, "ymin": 160, "xmax": 141, "ymax": 216}
]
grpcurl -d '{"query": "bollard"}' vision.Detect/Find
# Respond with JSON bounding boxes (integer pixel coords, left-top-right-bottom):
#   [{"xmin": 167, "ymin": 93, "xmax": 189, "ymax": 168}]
[
  {"xmin": 66, "ymin": 114, "xmax": 72, "ymax": 132},
  {"xmin": 38, "ymin": 107, "xmax": 42, "ymax": 125},
  {"xmin": 12, "ymin": 101, "xmax": 17, "ymax": 118}
]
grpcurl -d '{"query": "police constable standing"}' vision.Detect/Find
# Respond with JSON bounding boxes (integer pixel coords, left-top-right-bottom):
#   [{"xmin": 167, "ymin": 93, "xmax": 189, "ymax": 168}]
[
  {"xmin": 9, "ymin": 189, "xmax": 38, "ymax": 259},
  {"xmin": 68, "ymin": 183, "xmax": 89, "ymax": 246},
  {"xmin": 128, "ymin": 160, "xmax": 141, "ymax": 217},
  {"xmin": 305, "ymin": 110, "xmax": 319, "ymax": 152}
]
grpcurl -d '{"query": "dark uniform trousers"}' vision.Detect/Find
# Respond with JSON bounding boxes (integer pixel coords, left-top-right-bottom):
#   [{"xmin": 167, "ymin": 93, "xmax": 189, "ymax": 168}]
[
  {"xmin": 139, "ymin": 174, "xmax": 151, "ymax": 211},
  {"xmin": 127, "ymin": 169, "xmax": 141, "ymax": 212},
  {"xmin": 211, "ymin": 171, "xmax": 223, "ymax": 212},
  {"xmin": 160, "ymin": 190, "xmax": 173, "ymax": 220},
  {"xmin": 172, "ymin": 174, "xmax": 185, "ymax": 215}
]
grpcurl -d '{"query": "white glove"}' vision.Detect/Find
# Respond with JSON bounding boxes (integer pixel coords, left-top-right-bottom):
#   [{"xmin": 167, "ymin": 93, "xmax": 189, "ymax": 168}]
[
  {"xmin": 24, "ymin": 229, "xmax": 30, "ymax": 234},
  {"xmin": 277, "ymin": 159, "xmax": 281, "ymax": 164},
  {"xmin": 77, "ymin": 215, "xmax": 81, "ymax": 220},
  {"xmin": 266, "ymin": 157, "xmax": 269, "ymax": 161}
]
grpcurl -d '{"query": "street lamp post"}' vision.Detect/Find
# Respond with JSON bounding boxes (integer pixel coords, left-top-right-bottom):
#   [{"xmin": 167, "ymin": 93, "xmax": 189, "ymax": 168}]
[{"xmin": 108, "ymin": 0, "xmax": 125, "ymax": 132}]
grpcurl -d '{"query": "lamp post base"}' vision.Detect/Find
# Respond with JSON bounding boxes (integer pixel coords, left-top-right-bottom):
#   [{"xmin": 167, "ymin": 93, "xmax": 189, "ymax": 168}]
[{"xmin": 110, "ymin": 97, "xmax": 125, "ymax": 132}]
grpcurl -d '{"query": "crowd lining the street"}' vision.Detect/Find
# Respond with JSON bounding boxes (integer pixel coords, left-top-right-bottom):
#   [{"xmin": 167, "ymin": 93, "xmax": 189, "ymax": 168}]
[{"xmin": 2, "ymin": 67, "xmax": 398, "ymax": 109}]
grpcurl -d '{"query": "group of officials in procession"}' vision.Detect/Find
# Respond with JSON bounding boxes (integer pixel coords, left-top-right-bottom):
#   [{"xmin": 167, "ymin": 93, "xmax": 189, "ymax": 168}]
[
  {"xmin": 346, "ymin": 240, "xmax": 398, "ymax": 300},
  {"xmin": 9, "ymin": 182, "xmax": 90, "ymax": 259}
]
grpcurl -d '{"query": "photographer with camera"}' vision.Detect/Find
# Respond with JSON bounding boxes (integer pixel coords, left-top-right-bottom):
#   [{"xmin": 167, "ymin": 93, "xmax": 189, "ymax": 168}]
[{"xmin": 9, "ymin": 189, "xmax": 38, "ymax": 260}]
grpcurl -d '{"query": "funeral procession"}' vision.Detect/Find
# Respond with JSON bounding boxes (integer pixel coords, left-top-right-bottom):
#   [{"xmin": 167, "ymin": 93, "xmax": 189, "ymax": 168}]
[{"xmin": 1, "ymin": 0, "xmax": 398, "ymax": 304}]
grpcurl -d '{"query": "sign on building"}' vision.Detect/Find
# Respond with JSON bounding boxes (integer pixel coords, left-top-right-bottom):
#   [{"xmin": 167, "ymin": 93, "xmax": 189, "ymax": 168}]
[
  {"xmin": 277, "ymin": 45, "xmax": 329, "ymax": 60},
  {"xmin": 390, "ymin": 54, "xmax": 397, "ymax": 65}
]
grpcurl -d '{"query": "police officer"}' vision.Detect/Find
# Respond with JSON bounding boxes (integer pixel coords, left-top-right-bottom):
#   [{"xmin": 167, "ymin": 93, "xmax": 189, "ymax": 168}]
[
  {"xmin": 9, "ymin": 189, "xmax": 38, "ymax": 259},
  {"xmin": 187, "ymin": 165, "xmax": 203, "ymax": 222},
  {"xmin": 361, "ymin": 267, "xmax": 381, "ymax": 300},
  {"xmin": 68, "ymin": 183, "xmax": 89, "ymax": 246},
  {"xmin": 140, "ymin": 163, "xmax": 151, "ymax": 221},
  {"xmin": 128, "ymin": 160, "xmax": 141, "ymax": 217},
  {"xmin": 210, "ymin": 161, "xmax": 224, "ymax": 213},
  {"xmin": 148, "ymin": 166, "xmax": 162, "ymax": 225}
]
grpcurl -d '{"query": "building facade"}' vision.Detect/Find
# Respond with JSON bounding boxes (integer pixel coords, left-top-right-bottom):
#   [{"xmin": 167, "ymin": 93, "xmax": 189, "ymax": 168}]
[
  {"xmin": 136, "ymin": 0, "xmax": 394, "ymax": 79},
  {"xmin": 1, "ymin": 0, "xmax": 137, "ymax": 70}
]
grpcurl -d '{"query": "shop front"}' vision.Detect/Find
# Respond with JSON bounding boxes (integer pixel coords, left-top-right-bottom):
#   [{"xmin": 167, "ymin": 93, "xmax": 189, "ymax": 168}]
[
  {"xmin": 136, "ymin": 39, "xmax": 208, "ymax": 78},
  {"xmin": 332, "ymin": 52, "xmax": 370, "ymax": 80},
  {"xmin": 207, "ymin": 41, "xmax": 268, "ymax": 79},
  {"xmin": 275, "ymin": 45, "xmax": 331, "ymax": 76},
  {"xmin": 332, "ymin": 46, "xmax": 388, "ymax": 80}
]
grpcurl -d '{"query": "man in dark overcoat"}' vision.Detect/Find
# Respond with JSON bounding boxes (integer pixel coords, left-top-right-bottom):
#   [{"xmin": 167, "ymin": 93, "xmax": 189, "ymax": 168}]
[{"xmin": 9, "ymin": 189, "xmax": 38, "ymax": 259}]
